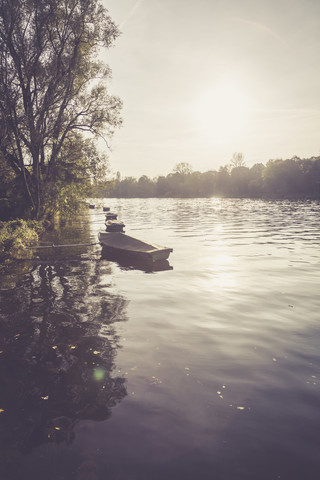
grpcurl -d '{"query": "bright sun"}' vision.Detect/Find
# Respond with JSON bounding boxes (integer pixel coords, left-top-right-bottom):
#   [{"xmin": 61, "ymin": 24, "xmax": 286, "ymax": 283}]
[{"xmin": 194, "ymin": 81, "xmax": 252, "ymax": 142}]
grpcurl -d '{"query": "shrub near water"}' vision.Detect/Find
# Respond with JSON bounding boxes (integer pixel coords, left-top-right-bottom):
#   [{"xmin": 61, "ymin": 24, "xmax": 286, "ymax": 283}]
[{"xmin": 0, "ymin": 220, "xmax": 44, "ymax": 261}]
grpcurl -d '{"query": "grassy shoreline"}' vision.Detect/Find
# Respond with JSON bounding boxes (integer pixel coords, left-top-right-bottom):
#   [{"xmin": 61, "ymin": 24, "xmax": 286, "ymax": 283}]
[{"xmin": 0, "ymin": 219, "xmax": 45, "ymax": 264}]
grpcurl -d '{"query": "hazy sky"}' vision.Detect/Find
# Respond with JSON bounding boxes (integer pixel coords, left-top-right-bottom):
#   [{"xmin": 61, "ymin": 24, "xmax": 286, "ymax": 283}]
[{"xmin": 101, "ymin": 0, "xmax": 320, "ymax": 178}]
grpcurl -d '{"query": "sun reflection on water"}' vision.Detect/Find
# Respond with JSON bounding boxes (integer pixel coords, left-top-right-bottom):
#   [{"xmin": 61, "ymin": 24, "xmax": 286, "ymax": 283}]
[{"xmin": 206, "ymin": 252, "xmax": 238, "ymax": 290}]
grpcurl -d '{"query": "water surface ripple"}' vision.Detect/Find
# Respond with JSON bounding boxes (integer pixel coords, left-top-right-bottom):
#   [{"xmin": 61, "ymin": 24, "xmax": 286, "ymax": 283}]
[{"xmin": 0, "ymin": 198, "xmax": 319, "ymax": 480}]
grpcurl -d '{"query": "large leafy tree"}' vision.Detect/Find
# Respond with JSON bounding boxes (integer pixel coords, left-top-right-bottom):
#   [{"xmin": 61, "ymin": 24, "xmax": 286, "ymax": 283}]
[{"xmin": 0, "ymin": 0, "xmax": 122, "ymax": 219}]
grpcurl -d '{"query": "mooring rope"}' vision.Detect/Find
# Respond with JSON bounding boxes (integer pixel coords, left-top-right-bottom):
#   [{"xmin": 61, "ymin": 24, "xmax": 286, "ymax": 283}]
[{"xmin": 25, "ymin": 242, "xmax": 100, "ymax": 249}]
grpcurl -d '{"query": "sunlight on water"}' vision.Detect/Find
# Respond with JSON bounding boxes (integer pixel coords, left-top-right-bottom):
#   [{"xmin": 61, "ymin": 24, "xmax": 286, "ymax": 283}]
[{"xmin": 0, "ymin": 198, "xmax": 319, "ymax": 480}]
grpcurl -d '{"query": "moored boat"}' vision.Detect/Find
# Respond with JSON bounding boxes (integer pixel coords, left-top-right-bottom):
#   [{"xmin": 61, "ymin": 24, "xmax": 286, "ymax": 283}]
[
  {"xmin": 105, "ymin": 212, "xmax": 118, "ymax": 220},
  {"xmin": 99, "ymin": 232, "xmax": 173, "ymax": 262},
  {"xmin": 105, "ymin": 221, "xmax": 125, "ymax": 232}
]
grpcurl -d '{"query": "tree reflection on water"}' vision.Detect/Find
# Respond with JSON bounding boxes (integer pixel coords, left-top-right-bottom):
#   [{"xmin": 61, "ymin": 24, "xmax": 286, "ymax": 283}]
[{"xmin": 0, "ymin": 257, "xmax": 128, "ymax": 475}]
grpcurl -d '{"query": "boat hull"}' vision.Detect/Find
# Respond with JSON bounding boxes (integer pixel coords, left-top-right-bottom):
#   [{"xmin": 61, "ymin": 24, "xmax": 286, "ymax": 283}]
[
  {"xmin": 101, "ymin": 251, "xmax": 173, "ymax": 272},
  {"xmin": 99, "ymin": 232, "xmax": 172, "ymax": 262},
  {"xmin": 105, "ymin": 213, "xmax": 118, "ymax": 220}
]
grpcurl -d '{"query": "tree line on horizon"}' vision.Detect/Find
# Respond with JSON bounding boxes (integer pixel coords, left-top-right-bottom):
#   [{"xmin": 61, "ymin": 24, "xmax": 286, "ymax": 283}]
[{"xmin": 92, "ymin": 155, "xmax": 320, "ymax": 199}]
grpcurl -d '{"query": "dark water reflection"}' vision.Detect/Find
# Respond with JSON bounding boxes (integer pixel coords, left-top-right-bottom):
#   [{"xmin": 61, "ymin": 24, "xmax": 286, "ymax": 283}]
[
  {"xmin": 100, "ymin": 249, "xmax": 173, "ymax": 272},
  {"xmin": 0, "ymin": 250, "xmax": 127, "ymax": 479},
  {"xmin": 1, "ymin": 198, "xmax": 320, "ymax": 480}
]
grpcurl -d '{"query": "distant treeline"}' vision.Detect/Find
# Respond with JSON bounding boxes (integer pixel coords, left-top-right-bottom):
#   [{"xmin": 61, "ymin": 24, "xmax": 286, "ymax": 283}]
[{"xmin": 93, "ymin": 156, "xmax": 320, "ymax": 199}]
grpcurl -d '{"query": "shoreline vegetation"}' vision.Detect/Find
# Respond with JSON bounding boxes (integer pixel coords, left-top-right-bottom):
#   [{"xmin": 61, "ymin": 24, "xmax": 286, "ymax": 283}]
[
  {"xmin": 91, "ymin": 157, "xmax": 320, "ymax": 199},
  {"xmin": 0, "ymin": 0, "xmax": 122, "ymax": 263},
  {"xmin": 0, "ymin": 220, "xmax": 45, "ymax": 265},
  {"xmin": 1, "ymin": 156, "xmax": 320, "ymax": 262},
  {"xmin": 0, "ymin": 0, "xmax": 122, "ymax": 222}
]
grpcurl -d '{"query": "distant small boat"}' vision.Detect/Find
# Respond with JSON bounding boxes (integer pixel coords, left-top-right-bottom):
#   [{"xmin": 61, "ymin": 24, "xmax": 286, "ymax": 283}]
[
  {"xmin": 105, "ymin": 221, "xmax": 125, "ymax": 232},
  {"xmin": 105, "ymin": 212, "xmax": 117, "ymax": 220},
  {"xmin": 103, "ymin": 206, "xmax": 110, "ymax": 212},
  {"xmin": 99, "ymin": 232, "xmax": 173, "ymax": 262},
  {"xmin": 89, "ymin": 204, "xmax": 95, "ymax": 209}
]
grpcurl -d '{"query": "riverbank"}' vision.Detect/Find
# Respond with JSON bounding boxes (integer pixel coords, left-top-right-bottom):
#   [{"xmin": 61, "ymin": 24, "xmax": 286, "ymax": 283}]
[{"xmin": 0, "ymin": 219, "xmax": 45, "ymax": 264}]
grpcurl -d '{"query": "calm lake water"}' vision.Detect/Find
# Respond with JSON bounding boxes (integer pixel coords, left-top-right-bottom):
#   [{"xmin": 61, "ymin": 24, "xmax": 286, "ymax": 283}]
[{"xmin": 0, "ymin": 198, "xmax": 320, "ymax": 480}]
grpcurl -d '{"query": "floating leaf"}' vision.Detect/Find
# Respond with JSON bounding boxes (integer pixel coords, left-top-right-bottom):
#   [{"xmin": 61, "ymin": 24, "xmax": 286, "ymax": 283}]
[{"xmin": 150, "ymin": 376, "xmax": 162, "ymax": 385}]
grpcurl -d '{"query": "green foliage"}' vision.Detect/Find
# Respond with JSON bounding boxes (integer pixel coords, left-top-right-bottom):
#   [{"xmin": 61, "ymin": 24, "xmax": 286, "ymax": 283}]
[
  {"xmin": 0, "ymin": 219, "xmax": 44, "ymax": 261},
  {"xmin": 41, "ymin": 133, "xmax": 110, "ymax": 218},
  {"xmin": 0, "ymin": 0, "xmax": 122, "ymax": 219}
]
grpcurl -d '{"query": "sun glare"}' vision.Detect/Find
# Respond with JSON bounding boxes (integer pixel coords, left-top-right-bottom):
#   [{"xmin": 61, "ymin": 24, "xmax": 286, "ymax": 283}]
[{"xmin": 194, "ymin": 81, "xmax": 252, "ymax": 142}]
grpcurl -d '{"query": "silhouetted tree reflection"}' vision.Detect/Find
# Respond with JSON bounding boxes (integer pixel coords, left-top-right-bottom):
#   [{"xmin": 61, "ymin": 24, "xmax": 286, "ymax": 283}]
[{"xmin": 0, "ymin": 257, "xmax": 128, "ymax": 473}]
